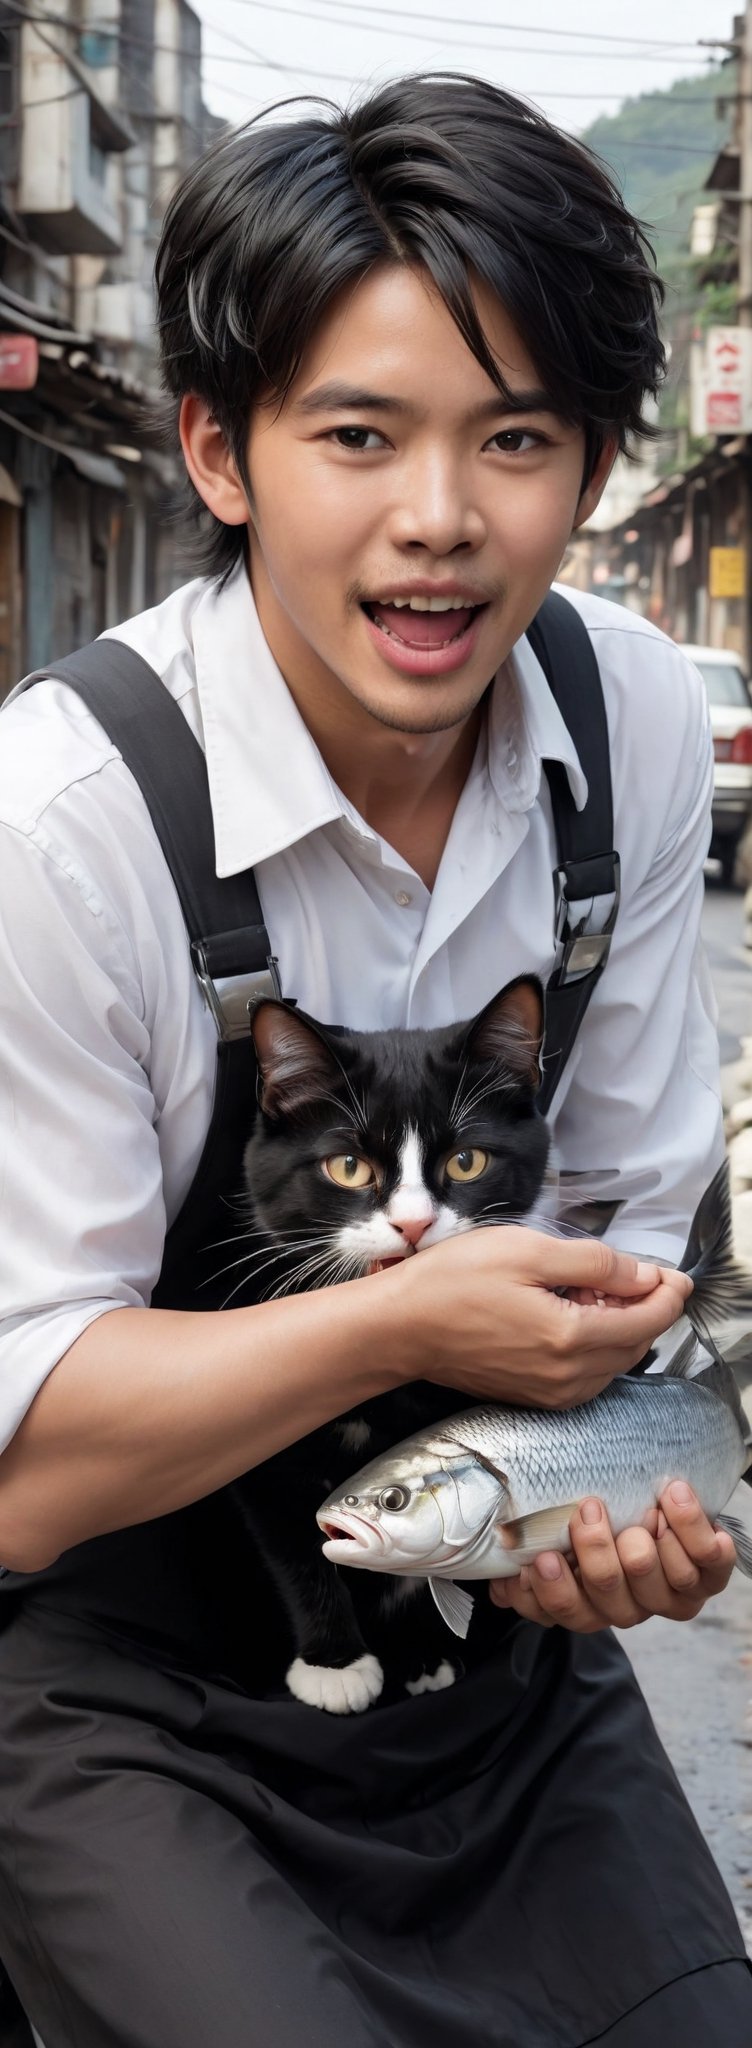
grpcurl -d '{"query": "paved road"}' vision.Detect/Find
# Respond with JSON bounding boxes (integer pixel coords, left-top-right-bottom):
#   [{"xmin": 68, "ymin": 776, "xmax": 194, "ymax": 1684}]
[
  {"xmin": 620, "ymin": 870, "xmax": 752, "ymax": 1948},
  {"xmin": 620, "ymin": 1568, "xmax": 752, "ymax": 1953},
  {"xmin": 702, "ymin": 866, "xmax": 751, "ymax": 1066}
]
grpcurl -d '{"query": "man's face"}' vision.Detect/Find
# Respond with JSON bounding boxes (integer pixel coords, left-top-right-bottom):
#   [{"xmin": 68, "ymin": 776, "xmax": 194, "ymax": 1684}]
[{"xmin": 242, "ymin": 263, "xmax": 613, "ymax": 737}]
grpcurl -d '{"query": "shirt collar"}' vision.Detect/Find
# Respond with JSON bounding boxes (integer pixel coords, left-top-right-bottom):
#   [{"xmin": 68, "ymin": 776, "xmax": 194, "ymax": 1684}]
[{"xmin": 191, "ymin": 564, "xmax": 588, "ymax": 877}]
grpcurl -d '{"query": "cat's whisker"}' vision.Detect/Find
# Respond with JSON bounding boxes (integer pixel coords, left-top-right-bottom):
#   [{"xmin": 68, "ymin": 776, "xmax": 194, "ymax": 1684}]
[
  {"xmin": 264, "ymin": 1247, "xmax": 365, "ymax": 1301},
  {"xmin": 315, "ymin": 1089, "xmax": 368, "ymax": 1138},
  {"xmin": 213, "ymin": 1239, "xmax": 329, "ymax": 1304},
  {"xmin": 453, "ymin": 1074, "xmax": 514, "ymax": 1130},
  {"xmin": 448, "ymin": 1059, "xmax": 469, "ymax": 1125},
  {"xmin": 203, "ymin": 1223, "xmax": 330, "ymax": 1262},
  {"xmin": 316, "ymin": 1078, "xmax": 369, "ymax": 1137},
  {"xmin": 293, "ymin": 1240, "xmax": 365, "ymax": 1286},
  {"xmin": 261, "ymin": 1245, "xmax": 351, "ymax": 1301},
  {"xmin": 217, "ymin": 1247, "xmax": 320, "ymax": 1310},
  {"xmin": 206, "ymin": 1241, "xmax": 324, "ymax": 1291},
  {"xmin": 204, "ymin": 1229, "xmax": 284, "ymax": 1256},
  {"xmin": 284, "ymin": 1250, "xmax": 346, "ymax": 1290}
]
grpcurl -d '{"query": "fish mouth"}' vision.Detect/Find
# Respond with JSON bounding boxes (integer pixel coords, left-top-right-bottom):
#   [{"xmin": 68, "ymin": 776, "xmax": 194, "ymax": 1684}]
[{"xmin": 316, "ymin": 1509, "xmax": 385, "ymax": 1551}]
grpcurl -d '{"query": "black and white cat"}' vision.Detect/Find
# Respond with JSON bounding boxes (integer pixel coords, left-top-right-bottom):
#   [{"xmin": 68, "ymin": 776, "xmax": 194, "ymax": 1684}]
[{"xmin": 227, "ymin": 976, "xmax": 550, "ymax": 1714}]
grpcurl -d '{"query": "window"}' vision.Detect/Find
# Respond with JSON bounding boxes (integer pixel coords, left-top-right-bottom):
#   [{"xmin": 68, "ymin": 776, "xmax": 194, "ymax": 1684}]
[{"xmin": 695, "ymin": 661, "xmax": 751, "ymax": 709}]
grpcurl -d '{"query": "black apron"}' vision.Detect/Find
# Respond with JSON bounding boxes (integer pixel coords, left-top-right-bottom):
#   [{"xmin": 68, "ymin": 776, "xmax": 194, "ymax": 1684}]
[{"xmin": 0, "ymin": 600, "xmax": 747, "ymax": 2044}]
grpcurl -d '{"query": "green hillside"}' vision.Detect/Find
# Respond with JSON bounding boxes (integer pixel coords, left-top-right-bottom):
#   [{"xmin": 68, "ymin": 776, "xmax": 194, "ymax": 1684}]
[
  {"xmin": 580, "ymin": 65, "xmax": 734, "ymax": 279},
  {"xmin": 578, "ymin": 66, "xmax": 738, "ymax": 460}
]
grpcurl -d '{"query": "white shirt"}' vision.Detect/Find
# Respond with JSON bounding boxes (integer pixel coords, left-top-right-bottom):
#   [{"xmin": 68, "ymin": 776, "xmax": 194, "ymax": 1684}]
[{"xmin": 0, "ymin": 564, "xmax": 723, "ymax": 1452}]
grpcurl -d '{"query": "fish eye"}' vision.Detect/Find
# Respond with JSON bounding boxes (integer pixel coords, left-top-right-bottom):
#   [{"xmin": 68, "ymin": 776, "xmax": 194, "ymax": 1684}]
[
  {"xmin": 445, "ymin": 1148, "xmax": 489, "ymax": 1183},
  {"xmin": 323, "ymin": 1154, "xmax": 376, "ymax": 1190},
  {"xmin": 378, "ymin": 1486, "xmax": 410, "ymax": 1513}
]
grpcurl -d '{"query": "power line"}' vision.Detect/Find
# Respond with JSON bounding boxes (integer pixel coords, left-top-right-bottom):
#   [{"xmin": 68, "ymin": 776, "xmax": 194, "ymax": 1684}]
[
  {"xmin": 0, "ymin": 85, "xmax": 82, "ymax": 111},
  {"xmin": 192, "ymin": 0, "xmax": 715, "ymax": 55},
  {"xmin": 3, "ymin": 0, "xmax": 727, "ymax": 111},
  {"xmin": 171, "ymin": 0, "xmax": 720, "ymax": 71},
  {"xmin": 3, "ymin": 0, "xmax": 208, "ymax": 143},
  {"xmin": 207, "ymin": 70, "xmax": 734, "ymax": 106}
]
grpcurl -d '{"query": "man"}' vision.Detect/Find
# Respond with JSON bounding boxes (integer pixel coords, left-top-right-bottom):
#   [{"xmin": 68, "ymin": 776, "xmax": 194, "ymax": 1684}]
[{"xmin": 0, "ymin": 72, "xmax": 748, "ymax": 2047}]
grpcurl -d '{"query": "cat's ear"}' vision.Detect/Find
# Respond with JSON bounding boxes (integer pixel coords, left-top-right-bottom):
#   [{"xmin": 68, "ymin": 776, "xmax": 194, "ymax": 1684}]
[
  {"xmin": 463, "ymin": 976, "xmax": 544, "ymax": 1090},
  {"xmin": 250, "ymin": 1002, "xmax": 342, "ymax": 1119}
]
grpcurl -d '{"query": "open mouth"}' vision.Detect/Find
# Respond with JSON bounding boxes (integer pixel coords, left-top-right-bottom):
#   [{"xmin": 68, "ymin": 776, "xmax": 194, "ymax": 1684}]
[
  {"xmin": 369, "ymin": 1252, "xmax": 411, "ymax": 1275},
  {"xmin": 317, "ymin": 1511, "xmax": 384, "ymax": 1552},
  {"xmin": 361, "ymin": 599, "xmax": 488, "ymax": 651}
]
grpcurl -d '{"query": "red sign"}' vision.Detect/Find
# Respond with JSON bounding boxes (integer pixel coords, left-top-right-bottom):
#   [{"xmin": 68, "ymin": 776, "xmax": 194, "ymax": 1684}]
[
  {"xmin": 0, "ymin": 336, "xmax": 38, "ymax": 390},
  {"xmin": 707, "ymin": 390, "xmax": 743, "ymax": 429}
]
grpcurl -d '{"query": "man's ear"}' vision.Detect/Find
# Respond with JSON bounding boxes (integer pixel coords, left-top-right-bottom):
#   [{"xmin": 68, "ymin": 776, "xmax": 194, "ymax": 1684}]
[
  {"xmin": 462, "ymin": 976, "xmax": 544, "ymax": 1090},
  {"xmin": 250, "ymin": 1001, "xmax": 343, "ymax": 1118},
  {"xmin": 572, "ymin": 434, "xmax": 619, "ymax": 531},
  {"xmin": 179, "ymin": 394, "xmax": 250, "ymax": 528}
]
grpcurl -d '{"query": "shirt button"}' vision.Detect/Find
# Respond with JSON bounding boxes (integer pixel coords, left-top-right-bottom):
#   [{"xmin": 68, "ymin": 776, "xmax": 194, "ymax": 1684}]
[{"xmin": 395, "ymin": 889, "xmax": 413, "ymax": 907}]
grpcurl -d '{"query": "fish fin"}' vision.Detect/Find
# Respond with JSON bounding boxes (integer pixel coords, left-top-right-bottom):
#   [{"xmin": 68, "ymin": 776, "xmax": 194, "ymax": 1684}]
[
  {"xmin": 660, "ymin": 1330, "xmax": 702, "ymax": 1380},
  {"xmin": 716, "ymin": 1511, "xmax": 752, "ymax": 1578},
  {"xmin": 428, "ymin": 1578, "xmax": 474, "ymax": 1640},
  {"xmin": 680, "ymin": 1160, "xmax": 752, "ymax": 1349},
  {"xmin": 721, "ymin": 1331, "xmax": 752, "ymax": 1393},
  {"xmin": 499, "ymin": 1501, "xmax": 582, "ymax": 1553}
]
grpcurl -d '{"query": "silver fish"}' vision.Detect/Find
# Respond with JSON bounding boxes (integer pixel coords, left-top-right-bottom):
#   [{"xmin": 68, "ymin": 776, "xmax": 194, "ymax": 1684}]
[{"xmin": 317, "ymin": 1163, "xmax": 752, "ymax": 1638}]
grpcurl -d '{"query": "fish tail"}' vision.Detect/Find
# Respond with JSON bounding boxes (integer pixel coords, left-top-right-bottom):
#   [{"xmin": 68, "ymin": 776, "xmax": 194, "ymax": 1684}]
[
  {"xmin": 716, "ymin": 1511, "xmax": 752, "ymax": 1575},
  {"xmin": 680, "ymin": 1160, "xmax": 752, "ymax": 1356}
]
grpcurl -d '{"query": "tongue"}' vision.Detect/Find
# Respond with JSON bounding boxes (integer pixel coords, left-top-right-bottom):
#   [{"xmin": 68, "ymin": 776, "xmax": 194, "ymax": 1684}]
[{"xmin": 369, "ymin": 602, "xmax": 475, "ymax": 648}]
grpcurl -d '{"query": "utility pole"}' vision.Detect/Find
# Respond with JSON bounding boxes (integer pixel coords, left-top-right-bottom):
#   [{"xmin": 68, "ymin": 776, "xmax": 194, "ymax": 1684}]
[
  {"xmin": 736, "ymin": 6, "xmax": 752, "ymax": 695},
  {"xmin": 738, "ymin": 2, "xmax": 752, "ymax": 330}
]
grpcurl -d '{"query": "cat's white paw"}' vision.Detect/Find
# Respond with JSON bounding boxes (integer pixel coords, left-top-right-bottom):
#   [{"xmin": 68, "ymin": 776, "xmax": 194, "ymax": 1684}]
[
  {"xmin": 405, "ymin": 1659, "xmax": 456, "ymax": 1697},
  {"xmin": 286, "ymin": 1653, "xmax": 384, "ymax": 1714}
]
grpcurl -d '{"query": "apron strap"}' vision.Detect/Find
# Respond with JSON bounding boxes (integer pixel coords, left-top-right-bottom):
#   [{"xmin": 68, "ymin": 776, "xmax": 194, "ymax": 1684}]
[
  {"xmin": 16, "ymin": 641, "xmax": 281, "ymax": 1033},
  {"xmin": 526, "ymin": 593, "xmax": 620, "ymax": 1116}
]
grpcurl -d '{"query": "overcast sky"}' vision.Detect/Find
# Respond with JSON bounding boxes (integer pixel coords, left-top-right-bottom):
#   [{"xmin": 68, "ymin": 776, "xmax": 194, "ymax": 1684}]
[{"xmin": 190, "ymin": 0, "xmax": 738, "ymax": 140}]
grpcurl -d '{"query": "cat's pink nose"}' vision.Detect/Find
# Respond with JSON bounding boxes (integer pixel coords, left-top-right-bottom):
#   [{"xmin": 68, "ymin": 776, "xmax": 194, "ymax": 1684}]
[{"xmin": 399, "ymin": 1216, "xmax": 432, "ymax": 1247}]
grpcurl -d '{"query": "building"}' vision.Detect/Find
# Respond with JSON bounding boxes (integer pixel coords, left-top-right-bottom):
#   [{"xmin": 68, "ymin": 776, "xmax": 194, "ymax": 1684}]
[
  {"xmin": 563, "ymin": 23, "xmax": 752, "ymax": 665},
  {"xmin": 0, "ymin": 0, "xmax": 223, "ymax": 696}
]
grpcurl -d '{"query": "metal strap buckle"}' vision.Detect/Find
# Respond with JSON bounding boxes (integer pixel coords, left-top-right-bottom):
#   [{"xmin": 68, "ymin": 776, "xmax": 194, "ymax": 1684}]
[
  {"xmin": 191, "ymin": 944, "xmax": 282, "ymax": 1042},
  {"xmin": 552, "ymin": 853, "xmax": 621, "ymax": 985}
]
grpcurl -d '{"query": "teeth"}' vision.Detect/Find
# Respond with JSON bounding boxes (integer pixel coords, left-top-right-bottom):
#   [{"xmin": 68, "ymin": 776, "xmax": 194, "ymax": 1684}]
[{"xmin": 378, "ymin": 594, "xmax": 479, "ymax": 612}]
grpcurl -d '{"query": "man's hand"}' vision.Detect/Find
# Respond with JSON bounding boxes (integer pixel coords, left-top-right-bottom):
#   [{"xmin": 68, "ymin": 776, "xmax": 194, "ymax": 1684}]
[
  {"xmin": 393, "ymin": 1226, "xmax": 693, "ymax": 1408},
  {"xmin": 488, "ymin": 1483, "xmax": 736, "ymax": 1630}
]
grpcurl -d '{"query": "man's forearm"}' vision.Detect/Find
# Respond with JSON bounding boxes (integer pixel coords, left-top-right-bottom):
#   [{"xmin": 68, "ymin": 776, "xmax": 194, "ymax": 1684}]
[
  {"xmin": 0, "ymin": 1277, "xmax": 411, "ymax": 1571},
  {"xmin": 0, "ymin": 1226, "xmax": 692, "ymax": 1573}
]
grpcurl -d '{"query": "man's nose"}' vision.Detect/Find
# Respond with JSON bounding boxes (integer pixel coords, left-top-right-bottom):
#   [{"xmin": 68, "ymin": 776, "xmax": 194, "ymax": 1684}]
[{"xmin": 388, "ymin": 452, "xmax": 487, "ymax": 556}]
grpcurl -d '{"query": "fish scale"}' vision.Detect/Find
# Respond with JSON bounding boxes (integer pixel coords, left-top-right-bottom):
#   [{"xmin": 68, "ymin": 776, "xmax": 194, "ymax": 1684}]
[{"xmin": 441, "ymin": 1377, "xmax": 745, "ymax": 1543}]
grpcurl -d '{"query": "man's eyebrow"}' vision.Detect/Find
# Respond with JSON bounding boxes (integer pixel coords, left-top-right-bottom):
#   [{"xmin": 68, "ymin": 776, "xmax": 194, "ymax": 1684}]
[{"xmin": 291, "ymin": 380, "xmax": 567, "ymax": 421}]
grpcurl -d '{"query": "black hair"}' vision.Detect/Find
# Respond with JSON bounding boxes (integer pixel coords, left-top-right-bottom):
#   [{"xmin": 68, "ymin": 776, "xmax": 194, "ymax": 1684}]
[{"xmin": 154, "ymin": 71, "xmax": 666, "ymax": 581}]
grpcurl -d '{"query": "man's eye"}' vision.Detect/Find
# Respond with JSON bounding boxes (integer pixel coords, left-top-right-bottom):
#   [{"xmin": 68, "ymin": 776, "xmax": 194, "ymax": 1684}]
[
  {"xmin": 445, "ymin": 1148, "xmax": 490, "ymax": 1183},
  {"xmin": 329, "ymin": 426, "xmax": 385, "ymax": 452},
  {"xmin": 323, "ymin": 1154, "xmax": 376, "ymax": 1189},
  {"xmin": 489, "ymin": 429, "xmax": 542, "ymax": 454}
]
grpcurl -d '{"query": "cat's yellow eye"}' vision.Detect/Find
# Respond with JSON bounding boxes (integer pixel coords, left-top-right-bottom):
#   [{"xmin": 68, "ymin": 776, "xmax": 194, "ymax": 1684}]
[
  {"xmin": 445, "ymin": 1148, "xmax": 489, "ymax": 1183},
  {"xmin": 324, "ymin": 1154, "xmax": 376, "ymax": 1190}
]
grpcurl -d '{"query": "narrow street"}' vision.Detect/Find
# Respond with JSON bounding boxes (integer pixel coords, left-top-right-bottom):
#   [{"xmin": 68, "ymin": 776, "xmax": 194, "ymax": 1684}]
[{"xmin": 619, "ymin": 871, "xmax": 752, "ymax": 1950}]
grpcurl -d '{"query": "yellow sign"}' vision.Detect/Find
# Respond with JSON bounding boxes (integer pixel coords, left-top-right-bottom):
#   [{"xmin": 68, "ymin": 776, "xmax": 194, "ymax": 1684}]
[{"xmin": 710, "ymin": 547, "xmax": 746, "ymax": 599}]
